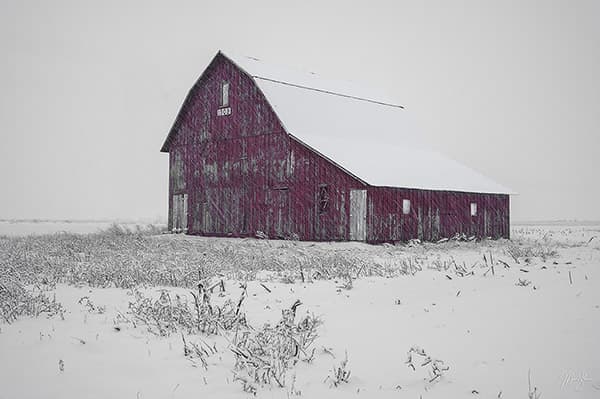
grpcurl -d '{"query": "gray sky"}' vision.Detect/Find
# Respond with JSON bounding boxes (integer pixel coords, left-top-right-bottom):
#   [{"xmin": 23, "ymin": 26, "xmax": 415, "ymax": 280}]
[{"xmin": 2, "ymin": 0, "xmax": 599, "ymax": 222}]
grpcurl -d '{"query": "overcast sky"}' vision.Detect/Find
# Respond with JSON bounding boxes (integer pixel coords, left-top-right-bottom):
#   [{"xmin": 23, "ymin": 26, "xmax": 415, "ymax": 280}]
[{"xmin": 1, "ymin": 0, "xmax": 599, "ymax": 222}]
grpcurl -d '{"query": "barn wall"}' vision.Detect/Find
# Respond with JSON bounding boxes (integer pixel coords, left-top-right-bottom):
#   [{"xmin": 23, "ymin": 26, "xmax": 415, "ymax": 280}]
[
  {"xmin": 366, "ymin": 187, "xmax": 510, "ymax": 243},
  {"xmin": 167, "ymin": 54, "xmax": 289, "ymax": 237},
  {"xmin": 166, "ymin": 54, "xmax": 366, "ymax": 240},
  {"xmin": 288, "ymin": 139, "xmax": 366, "ymax": 241},
  {"xmin": 165, "ymin": 53, "xmax": 510, "ymax": 243}
]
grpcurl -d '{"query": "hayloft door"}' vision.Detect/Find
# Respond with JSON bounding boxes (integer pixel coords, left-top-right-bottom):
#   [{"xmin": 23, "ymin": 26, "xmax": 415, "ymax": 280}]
[
  {"xmin": 349, "ymin": 189, "xmax": 367, "ymax": 241},
  {"xmin": 172, "ymin": 194, "xmax": 188, "ymax": 233}
]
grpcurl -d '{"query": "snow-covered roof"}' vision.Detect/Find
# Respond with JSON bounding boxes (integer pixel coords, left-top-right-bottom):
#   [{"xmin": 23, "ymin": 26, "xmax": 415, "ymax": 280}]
[{"xmin": 226, "ymin": 51, "xmax": 513, "ymax": 195}]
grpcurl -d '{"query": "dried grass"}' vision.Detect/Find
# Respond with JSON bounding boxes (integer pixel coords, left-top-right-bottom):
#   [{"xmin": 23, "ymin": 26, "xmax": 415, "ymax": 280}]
[
  {"xmin": 406, "ymin": 346, "xmax": 450, "ymax": 383},
  {"xmin": 0, "ymin": 227, "xmax": 417, "ymax": 291},
  {"xmin": 327, "ymin": 350, "xmax": 351, "ymax": 387},
  {"xmin": 0, "ymin": 275, "xmax": 64, "ymax": 323},
  {"xmin": 231, "ymin": 300, "xmax": 321, "ymax": 390},
  {"xmin": 181, "ymin": 333, "xmax": 218, "ymax": 370},
  {"xmin": 128, "ymin": 282, "xmax": 248, "ymax": 337}
]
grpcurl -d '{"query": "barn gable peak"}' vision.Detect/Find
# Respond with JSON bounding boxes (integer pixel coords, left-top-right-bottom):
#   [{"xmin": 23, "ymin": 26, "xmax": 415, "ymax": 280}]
[{"xmin": 220, "ymin": 51, "xmax": 405, "ymax": 110}]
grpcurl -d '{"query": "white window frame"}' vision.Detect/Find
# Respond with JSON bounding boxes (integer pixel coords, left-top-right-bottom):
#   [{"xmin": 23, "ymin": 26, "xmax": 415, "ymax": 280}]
[
  {"xmin": 221, "ymin": 81, "xmax": 230, "ymax": 107},
  {"xmin": 470, "ymin": 202, "xmax": 477, "ymax": 216},
  {"xmin": 402, "ymin": 199, "xmax": 411, "ymax": 215}
]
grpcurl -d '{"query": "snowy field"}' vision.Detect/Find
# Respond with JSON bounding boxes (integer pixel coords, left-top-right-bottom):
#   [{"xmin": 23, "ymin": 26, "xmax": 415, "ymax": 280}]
[
  {"xmin": 0, "ymin": 220, "xmax": 166, "ymax": 237},
  {"xmin": 1, "ymin": 224, "xmax": 599, "ymax": 398}
]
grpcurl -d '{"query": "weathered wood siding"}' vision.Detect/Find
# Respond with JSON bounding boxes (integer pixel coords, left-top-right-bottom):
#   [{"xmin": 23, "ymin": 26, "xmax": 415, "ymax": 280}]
[
  {"xmin": 366, "ymin": 187, "xmax": 510, "ymax": 242},
  {"xmin": 286, "ymin": 138, "xmax": 366, "ymax": 241},
  {"xmin": 166, "ymin": 54, "xmax": 288, "ymax": 236},
  {"xmin": 164, "ymin": 53, "xmax": 510, "ymax": 243},
  {"xmin": 349, "ymin": 189, "xmax": 367, "ymax": 240},
  {"xmin": 165, "ymin": 54, "xmax": 366, "ymax": 239}
]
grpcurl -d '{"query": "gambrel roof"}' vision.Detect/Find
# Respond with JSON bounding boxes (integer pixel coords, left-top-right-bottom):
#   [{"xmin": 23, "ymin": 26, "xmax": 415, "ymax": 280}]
[{"xmin": 163, "ymin": 51, "xmax": 513, "ymax": 195}]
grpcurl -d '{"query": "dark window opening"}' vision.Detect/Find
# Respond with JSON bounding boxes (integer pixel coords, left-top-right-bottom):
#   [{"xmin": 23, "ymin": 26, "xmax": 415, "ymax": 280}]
[{"xmin": 318, "ymin": 185, "xmax": 330, "ymax": 214}]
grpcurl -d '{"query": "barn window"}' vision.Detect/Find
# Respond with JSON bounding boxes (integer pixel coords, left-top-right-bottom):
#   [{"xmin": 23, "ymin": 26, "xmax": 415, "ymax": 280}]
[
  {"xmin": 220, "ymin": 82, "xmax": 230, "ymax": 107},
  {"xmin": 318, "ymin": 185, "xmax": 329, "ymax": 214},
  {"xmin": 402, "ymin": 199, "xmax": 411, "ymax": 215},
  {"xmin": 470, "ymin": 202, "xmax": 478, "ymax": 216}
]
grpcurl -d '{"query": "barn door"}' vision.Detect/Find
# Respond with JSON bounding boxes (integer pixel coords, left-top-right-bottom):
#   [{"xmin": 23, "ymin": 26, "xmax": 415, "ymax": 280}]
[
  {"xmin": 172, "ymin": 194, "xmax": 188, "ymax": 233},
  {"xmin": 349, "ymin": 189, "xmax": 367, "ymax": 241},
  {"xmin": 269, "ymin": 188, "xmax": 290, "ymax": 239},
  {"xmin": 432, "ymin": 208, "xmax": 441, "ymax": 241}
]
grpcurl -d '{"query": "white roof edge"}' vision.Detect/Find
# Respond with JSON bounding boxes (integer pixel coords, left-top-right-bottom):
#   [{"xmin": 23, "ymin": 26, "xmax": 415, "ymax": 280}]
[
  {"xmin": 372, "ymin": 184, "xmax": 515, "ymax": 196},
  {"xmin": 288, "ymin": 134, "xmax": 368, "ymax": 186}
]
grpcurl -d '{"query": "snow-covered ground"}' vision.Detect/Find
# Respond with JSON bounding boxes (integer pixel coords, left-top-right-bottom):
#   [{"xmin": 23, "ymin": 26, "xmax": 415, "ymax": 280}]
[
  {"xmin": 1, "ymin": 224, "xmax": 599, "ymax": 398},
  {"xmin": 0, "ymin": 220, "xmax": 166, "ymax": 237}
]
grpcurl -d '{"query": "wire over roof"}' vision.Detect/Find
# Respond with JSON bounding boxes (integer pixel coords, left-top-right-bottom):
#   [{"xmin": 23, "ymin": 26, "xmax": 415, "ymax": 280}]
[{"xmin": 223, "ymin": 51, "xmax": 513, "ymax": 195}]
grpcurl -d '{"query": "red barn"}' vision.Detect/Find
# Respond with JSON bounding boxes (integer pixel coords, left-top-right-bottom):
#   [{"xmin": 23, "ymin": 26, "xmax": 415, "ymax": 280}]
[{"xmin": 160, "ymin": 51, "xmax": 511, "ymax": 243}]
